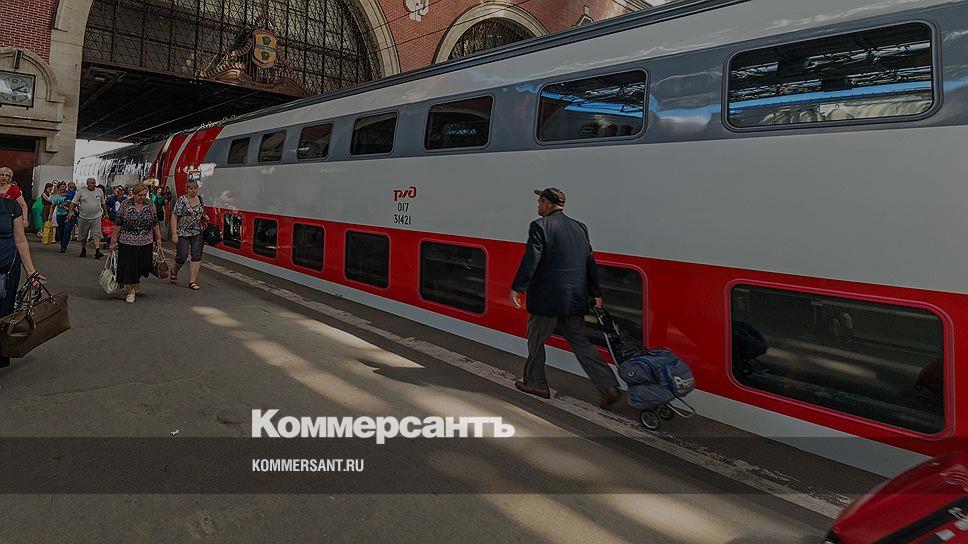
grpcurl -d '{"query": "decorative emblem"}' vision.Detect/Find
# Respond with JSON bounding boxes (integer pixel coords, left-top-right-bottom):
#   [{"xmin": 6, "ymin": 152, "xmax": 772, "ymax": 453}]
[
  {"xmin": 252, "ymin": 29, "xmax": 278, "ymax": 69},
  {"xmin": 405, "ymin": 0, "xmax": 430, "ymax": 22},
  {"xmin": 199, "ymin": 15, "xmax": 310, "ymax": 97}
]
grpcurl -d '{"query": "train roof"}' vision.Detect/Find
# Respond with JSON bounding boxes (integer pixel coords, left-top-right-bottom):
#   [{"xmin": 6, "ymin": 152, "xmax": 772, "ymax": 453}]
[{"xmin": 222, "ymin": 0, "xmax": 744, "ymax": 127}]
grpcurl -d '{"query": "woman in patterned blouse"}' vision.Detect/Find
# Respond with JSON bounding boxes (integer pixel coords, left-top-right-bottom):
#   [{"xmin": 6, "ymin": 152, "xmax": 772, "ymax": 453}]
[
  {"xmin": 108, "ymin": 182, "xmax": 161, "ymax": 303},
  {"xmin": 170, "ymin": 179, "xmax": 209, "ymax": 290}
]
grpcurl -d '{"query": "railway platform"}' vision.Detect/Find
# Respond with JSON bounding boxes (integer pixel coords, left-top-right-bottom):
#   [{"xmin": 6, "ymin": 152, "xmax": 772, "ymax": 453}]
[{"xmin": 0, "ymin": 238, "xmax": 883, "ymax": 543}]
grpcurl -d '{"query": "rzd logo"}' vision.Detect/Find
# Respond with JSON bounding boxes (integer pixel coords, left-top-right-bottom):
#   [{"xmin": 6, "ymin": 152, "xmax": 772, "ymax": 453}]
[{"xmin": 393, "ymin": 186, "xmax": 417, "ymax": 201}]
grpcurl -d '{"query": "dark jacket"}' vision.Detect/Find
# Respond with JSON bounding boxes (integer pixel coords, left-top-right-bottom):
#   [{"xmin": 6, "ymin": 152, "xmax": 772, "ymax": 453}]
[{"xmin": 511, "ymin": 210, "xmax": 602, "ymax": 316}]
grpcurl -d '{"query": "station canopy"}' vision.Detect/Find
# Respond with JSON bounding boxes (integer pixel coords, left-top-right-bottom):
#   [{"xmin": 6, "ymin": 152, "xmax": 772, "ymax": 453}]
[{"xmin": 79, "ymin": 0, "xmax": 379, "ymax": 143}]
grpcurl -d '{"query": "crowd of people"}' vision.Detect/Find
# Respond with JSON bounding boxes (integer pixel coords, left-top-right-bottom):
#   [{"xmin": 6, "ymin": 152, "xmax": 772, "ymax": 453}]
[
  {"xmin": 6, "ymin": 166, "xmax": 617, "ymax": 408},
  {"xmin": 0, "ymin": 168, "xmax": 210, "ymax": 308}
]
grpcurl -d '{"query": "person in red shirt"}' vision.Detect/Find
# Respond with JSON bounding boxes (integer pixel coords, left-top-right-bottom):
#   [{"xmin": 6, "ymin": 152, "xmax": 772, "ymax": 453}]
[{"xmin": 0, "ymin": 167, "xmax": 30, "ymax": 222}]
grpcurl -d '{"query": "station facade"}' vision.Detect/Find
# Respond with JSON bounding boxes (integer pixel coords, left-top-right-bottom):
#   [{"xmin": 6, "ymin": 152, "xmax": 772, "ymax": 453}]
[{"xmin": 0, "ymin": 0, "xmax": 653, "ymax": 197}]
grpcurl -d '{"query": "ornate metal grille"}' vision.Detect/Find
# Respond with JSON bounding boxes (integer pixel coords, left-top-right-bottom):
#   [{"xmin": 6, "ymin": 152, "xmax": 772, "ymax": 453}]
[
  {"xmin": 448, "ymin": 18, "xmax": 534, "ymax": 61},
  {"xmin": 84, "ymin": 0, "xmax": 377, "ymax": 95}
]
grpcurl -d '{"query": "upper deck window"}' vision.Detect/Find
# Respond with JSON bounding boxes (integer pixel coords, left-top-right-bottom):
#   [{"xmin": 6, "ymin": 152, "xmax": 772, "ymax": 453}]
[
  {"xmin": 297, "ymin": 124, "xmax": 332, "ymax": 160},
  {"xmin": 227, "ymin": 138, "xmax": 249, "ymax": 165},
  {"xmin": 537, "ymin": 71, "xmax": 646, "ymax": 142},
  {"xmin": 258, "ymin": 131, "xmax": 286, "ymax": 162},
  {"xmin": 425, "ymin": 96, "xmax": 493, "ymax": 150},
  {"xmin": 351, "ymin": 112, "xmax": 397, "ymax": 156},
  {"xmin": 727, "ymin": 23, "xmax": 934, "ymax": 128}
]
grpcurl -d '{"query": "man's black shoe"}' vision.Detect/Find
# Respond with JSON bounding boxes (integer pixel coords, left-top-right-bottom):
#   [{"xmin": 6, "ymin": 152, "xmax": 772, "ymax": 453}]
[
  {"xmin": 78, "ymin": 248, "xmax": 86, "ymax": 258},
  {"xmin": 94, "ymin": 250, "xmax": 103, "ymax": 260},
  {"xmin": 515, "ymin": 380, "xmax": 551, "ymax": 399},
  {"xmin": 57, "ymin": 248, "xmax": 66, "ymax": 253},
  {"xmin": 599, "ymin": 387, "xmax": 621, "ymax": 409}
]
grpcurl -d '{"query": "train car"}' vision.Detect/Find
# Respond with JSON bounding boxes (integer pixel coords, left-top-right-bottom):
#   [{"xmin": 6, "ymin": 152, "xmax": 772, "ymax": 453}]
[{"xmin": 80, "ymin": 0, "xmax": 968, "ymax": 477}]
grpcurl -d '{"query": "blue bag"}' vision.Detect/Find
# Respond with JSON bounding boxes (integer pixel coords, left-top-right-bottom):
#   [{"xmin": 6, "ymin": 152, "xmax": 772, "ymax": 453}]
[
  {"xmin": 628, "ymin": 383, "xmax": 674, "ymax": 411},
  {"xmin": 618, "ymin": 350, "xmax": 695, "ymax": 398},
  {"xmin": 617, "ymin": 355, "xmax": 655, "ymax": 386}
]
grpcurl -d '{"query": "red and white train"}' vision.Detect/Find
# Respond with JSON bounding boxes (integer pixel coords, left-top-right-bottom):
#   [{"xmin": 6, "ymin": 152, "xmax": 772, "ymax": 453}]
[{"xmin": 76, "ymin": 0, "xmax": 968, "ymax": 476}]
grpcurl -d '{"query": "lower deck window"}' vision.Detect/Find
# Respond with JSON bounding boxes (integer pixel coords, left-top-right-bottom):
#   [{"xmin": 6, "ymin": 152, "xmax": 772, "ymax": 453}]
[
  {"xmin": 584, "ymin": 266, "xmax": 644, "ymax": 347},
  {"xmin": 223, "ymin": 214, "xmax": 242, "ymax": 249},
  {"xmin": 253, "ymin": 218, "xmax": 277, "ymax": 258},
  {"xmin": 292, "ymin": 224, "xmax": 324, "ymax": 270},
  {"xmin": 420, "ymin": 242, "xmax": 485, "ymax": 313},
  {"xmin": 345, "ymin": 231, "xmax": 389, "ymax": 288},
  {"xmin": 731, "ymin": 285, "xmax": 945, "ymax": 434}
]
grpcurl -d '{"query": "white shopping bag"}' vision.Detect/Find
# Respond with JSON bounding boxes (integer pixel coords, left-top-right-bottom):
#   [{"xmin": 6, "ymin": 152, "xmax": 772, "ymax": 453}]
[{"xmin": 99, "ymin": 251, "xmax": 118, "ymax": 294}]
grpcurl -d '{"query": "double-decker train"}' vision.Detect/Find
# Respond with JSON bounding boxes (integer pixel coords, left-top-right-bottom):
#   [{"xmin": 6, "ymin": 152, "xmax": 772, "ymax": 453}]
[{"xmin": 76, "ymin": 0, "xmax": 968, "ymax": 476}]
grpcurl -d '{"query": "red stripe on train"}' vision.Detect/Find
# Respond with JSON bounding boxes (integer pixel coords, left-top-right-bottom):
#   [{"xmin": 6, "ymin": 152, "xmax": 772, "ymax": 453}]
[{"xmin": 196, "ymin": 206, "xmax": 967, "ymax": 457}]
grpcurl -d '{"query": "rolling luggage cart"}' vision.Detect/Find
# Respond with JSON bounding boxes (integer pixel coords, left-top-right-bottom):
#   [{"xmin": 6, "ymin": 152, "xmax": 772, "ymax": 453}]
[{"xmin": 593, "ymin": 307, "xmax": 696, "ymax": 431}]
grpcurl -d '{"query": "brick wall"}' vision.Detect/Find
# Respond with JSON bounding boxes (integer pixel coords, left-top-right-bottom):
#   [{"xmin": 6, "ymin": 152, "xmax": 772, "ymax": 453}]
[
  {"xmin": 0, "ymin": 0, "xmax": 634, "ymax": 75},
  {"xmin": 0, "ymin": 0, "xmax": 55, "ymax": 61},
  {"xmin": 383, "ymin": 0, "xmax": 636, "ymax": 73}
]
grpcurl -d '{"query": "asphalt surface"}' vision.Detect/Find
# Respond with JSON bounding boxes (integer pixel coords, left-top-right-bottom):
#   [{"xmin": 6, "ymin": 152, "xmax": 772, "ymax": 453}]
[{"xmin": 0, "ymin": 238, "xmax": 853, "ymax": 543}]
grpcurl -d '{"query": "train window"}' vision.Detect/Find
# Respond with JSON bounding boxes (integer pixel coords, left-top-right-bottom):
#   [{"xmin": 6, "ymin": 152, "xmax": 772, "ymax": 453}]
[
  {"xmin": 730, "ymin": 285, "xmax": 945, "ymax": 434},
  {"xmin": 223, "ymin": 214, "xmax": 242, "ymax": 249},
  {"xmin": 253, "ymin": 218, "xmax": 277, "ymax": 258},
  {"xmin": 297, "ymin": 124, "xmax": 333, "ymax": 160},
  {"xmin": 579, "ymin": 266, "xmax": 644, "ymax": 348},
  {"xmin": 345, "ymin": 231, "xmax": 389, "ymax": 288},
  {"xmin": 258, "ymin": 131, "xmax": 286, "ymax": 163},
  {"xmin": 227, "ymin": 138, "xmax": 249, "ymax": 165},
  {"xmin": 420, "ymin": 242, "xmax": 486, "ymax": 313},
  {"xmin": 425, "ymin": 96, "xmax": 493, "ymax": 150},
  {"xmin": 292, "ymin": 223, "xmax": 324, "ymax": 270},
  {"xmin": 537, "ymin": 70, "xmax": 646, "ymax": 143},
  {"xmin": 351, "ymin": 112, "xmax": 397, "ymax": 156},
  {"xmin": 727, "ymin": 23, "xmax": 934, "ymax": 128}
]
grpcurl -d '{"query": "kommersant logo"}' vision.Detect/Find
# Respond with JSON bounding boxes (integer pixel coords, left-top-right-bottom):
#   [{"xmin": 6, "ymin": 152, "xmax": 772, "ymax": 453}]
[{"xmin": 251, "ymin": 410, "xmax": 516, "ymax": 444}]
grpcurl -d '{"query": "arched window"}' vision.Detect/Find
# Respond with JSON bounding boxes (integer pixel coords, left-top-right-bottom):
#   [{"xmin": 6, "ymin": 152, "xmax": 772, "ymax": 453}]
[
  {"xmin": 84, "ymin": 0, "xmax": 376, "ymax": 94},
  {"xmin": 447, "ymin": 18, "xmax": 534, "ymax": 61}
]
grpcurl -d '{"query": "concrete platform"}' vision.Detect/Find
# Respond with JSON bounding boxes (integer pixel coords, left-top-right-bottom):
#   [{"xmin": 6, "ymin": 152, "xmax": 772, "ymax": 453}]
[{"xmin": 0, "ymin": 239, "xmax": 883, "ymax": 543}]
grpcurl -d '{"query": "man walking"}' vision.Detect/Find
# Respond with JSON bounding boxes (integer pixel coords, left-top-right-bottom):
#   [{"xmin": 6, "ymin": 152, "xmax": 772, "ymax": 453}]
[
  {"xmin": 511, "ymin": 188, "xmax": 621, "ymax": 408},
  {"xmin": 67, "ymin": 178, "xmax": 107, "ymax": 259}
]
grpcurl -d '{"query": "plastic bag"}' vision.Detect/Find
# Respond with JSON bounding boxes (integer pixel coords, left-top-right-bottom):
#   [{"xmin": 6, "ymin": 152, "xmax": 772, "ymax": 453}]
[
  {"xmin": 99, "ymin": 251, "xmax": 118, "ymax": 294},
  {"xmin": 40, "ymin": 221, "xmax": 55, "ymax": 245},
  {"xmin": 101, "ymin": 217, "xmax": 115, "ymax": 239}
]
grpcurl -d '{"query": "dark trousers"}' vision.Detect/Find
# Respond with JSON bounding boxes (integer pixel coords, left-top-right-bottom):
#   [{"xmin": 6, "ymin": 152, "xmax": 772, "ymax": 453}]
[
  {"xmin": 59, "ymin": 215, "xmax": 77, "ymax": 251},
  {"xmin": 174, "ymin": 234, "xmax": 204, "ymax": 264},
  {"xmin": 54, "ymin": 214, "xmax": 68, "ymax": 244},
  {"xmin": 0, "ymin": 252, "xmax": 20, "ymax": 368},
  {"xmin": 522, "ymin": 314, "xmax": 619, "ymax": 393}
]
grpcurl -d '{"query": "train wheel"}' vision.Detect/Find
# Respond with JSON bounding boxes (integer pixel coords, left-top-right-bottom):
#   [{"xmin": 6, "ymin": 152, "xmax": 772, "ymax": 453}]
[
  {"xmin": 657, "ymin": 404, "xmax": 674, "ymax": 420},
  {"xmin": 639, "ymin": 410, "xmax": 660, "ymax": 431}
]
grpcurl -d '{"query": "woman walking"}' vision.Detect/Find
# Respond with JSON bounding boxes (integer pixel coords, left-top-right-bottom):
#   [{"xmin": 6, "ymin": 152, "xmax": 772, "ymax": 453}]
[
  {"xmin": 51, "ymin": 182, "xmax": 71, "ymax": 250},
  {"xmin": 170, "ymin": 179, "xmax": 209, "ymax": 290},
  {"xmin": 108, "ymin": 182, "xmax": 161, "ymax": 303},
  {"xmin": 41, "ymin": 182, "xmax": 54, "ymax": 222},
  {"xmin": 0, "ymin": 167, "xmax": 30, "ymax": 221},
  {"xmin": 152, "ymin": 186, "xmax": 166, "ymax": 223},
  {"xmin": 0, "ymin": 190, "xmax": 43, "ymax": 368}
]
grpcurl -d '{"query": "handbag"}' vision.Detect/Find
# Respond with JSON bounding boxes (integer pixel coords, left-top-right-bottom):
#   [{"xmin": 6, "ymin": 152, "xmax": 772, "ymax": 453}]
[
  {"xmin": 151, "ymin": 246, "xmax": 170, "ymax": 279},
  {"xmin": 99, "ymin": 251, "xmax": 118, "ymax": 294},
  {"xmin": 0, "ymin": 276, "xmax": 71, "ymax": 358},
  {"xmin": 198, "ymin": 196, "xmax": 222, "ymax": 246},
  {"xmin": 40, "ymin": 221, "xmax": 55, "ymax": 245},
  {"xmin": 202, "ymin": 224, "xmax": 222, "ymax": 246}
]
